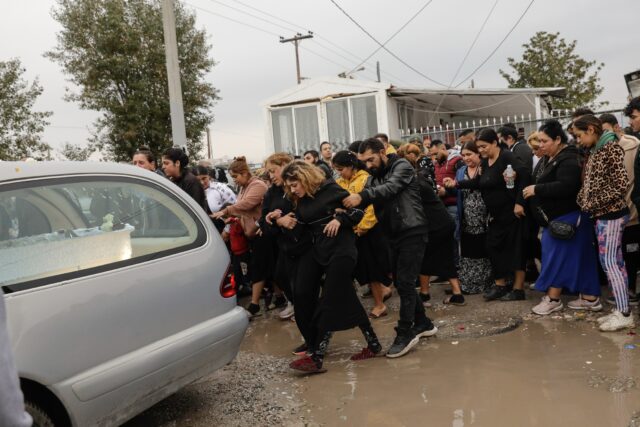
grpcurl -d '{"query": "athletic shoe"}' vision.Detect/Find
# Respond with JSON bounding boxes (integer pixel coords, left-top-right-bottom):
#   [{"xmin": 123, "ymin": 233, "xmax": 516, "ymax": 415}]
[
  {"xmin": 412, "ymin": 322, "xmax": 438, "ymax": 339},
  {"xmin": 269, "ymin": 295, "xmax": 287, "ymax": 310},
  {"xmin": 289, "ymin": 356, "xmax": 326, "ymax": 373},
  {"xmin": 597, "ymin": 312, "xmax": 616, "ymax": 325},
  {"xmin": 531, "ymin": 296, "xmax": 563, "ymax": 316},
  {"xmin": 567, "ymin": 297, "xmax": 603, "ymax": 312},
  {"xmin": 292, "ymin": 343, "xmax": 309, "ymax": 356},
  {"xmin": 599, "ymin": 310, "xmax": 635, "ymax": 332},
  {"xmin": 529, "ymin": 282, "xmax": 537, "ymax": 290},
  {"xmin": 386, "ymin": 328, "xmax": 420, "ymax": 358},
  {"xmin": 350, "ymin": 346, "xmax": 380, "ymax": 361},
  {"xmin": 419, "ymin": 292, "xmax": 432, "ymax": 308},
  {"xmin": 500, "ymin": 289, "xmax": 525, "ymax": 301},
  {"xmin": 245, "ymin": 303, "xmax": 261, "ymax": 318},
  {"xmin": 278, "ymin": 302, "xmax": 295, "ymax": 320},
  {"xmin": 484, "ymin": 285, "xmax": 510, "ymax": 301},
  {"xmin": 606, "ymin": 294, "xmax": 639, "ymax": 306}
]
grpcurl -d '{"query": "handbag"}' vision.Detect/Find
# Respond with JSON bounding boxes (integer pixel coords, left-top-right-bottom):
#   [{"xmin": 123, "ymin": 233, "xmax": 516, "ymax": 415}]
[{"xmin": 538, "ymin": 208, "xmax": 581, "ymax": 240}]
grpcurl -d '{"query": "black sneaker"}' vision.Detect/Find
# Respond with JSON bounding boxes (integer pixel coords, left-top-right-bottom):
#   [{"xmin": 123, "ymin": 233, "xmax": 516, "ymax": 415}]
[
  {"xmin": 386, "ymin": 327, "xmax": 420, "ymax": 358},
  {"xmin": 483, "ymin": 285, "xmax": 510, "ymax": 301},
  {"xmin": 500, "ymin": 289, "xmax": 525, "ymax": 301},
  {"xmin": 412, "ymin": 321, "xmax": 438, "ymax": 339},
  {"xmin": 245, "ymin": 303, "xmax": 261, "ymax": 318}
]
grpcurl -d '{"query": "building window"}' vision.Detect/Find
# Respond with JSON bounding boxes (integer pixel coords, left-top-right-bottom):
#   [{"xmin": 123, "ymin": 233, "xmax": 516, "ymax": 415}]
[
  {"xmin": 271, "ymin": 108, "xmax": 295, "ymax": 153},
  {"xmin": 326, "ymin": 99, "xmax": 350, "ymax": 149},
  {"xmin": 350, "ymin": 96, "xmax": 378, "ymax": 141},
  {"xmin": 294, "ymin": 105, "xmax": 320, "ymax": 154}
]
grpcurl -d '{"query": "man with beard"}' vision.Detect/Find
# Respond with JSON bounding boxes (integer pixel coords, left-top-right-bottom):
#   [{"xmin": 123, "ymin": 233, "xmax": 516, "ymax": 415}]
[{"xmin": 343, "ymin": 138, "xmax": 437, "ymax": 358}]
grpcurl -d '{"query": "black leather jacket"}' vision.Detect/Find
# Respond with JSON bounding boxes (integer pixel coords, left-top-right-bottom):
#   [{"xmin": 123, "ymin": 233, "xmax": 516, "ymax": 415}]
[{"xmin": 359, "ymin": 155, "xmax": 428, "ymax": 238}]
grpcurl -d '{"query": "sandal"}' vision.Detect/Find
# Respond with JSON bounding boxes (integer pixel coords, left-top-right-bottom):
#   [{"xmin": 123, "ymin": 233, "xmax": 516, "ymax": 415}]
[
  {"xmin": 443, "ymin": 294, "xmax": 466, "ymax": 306},
  {"xmin": 369, "ymin": 307, "xmax": 388, "ymax": 319}
]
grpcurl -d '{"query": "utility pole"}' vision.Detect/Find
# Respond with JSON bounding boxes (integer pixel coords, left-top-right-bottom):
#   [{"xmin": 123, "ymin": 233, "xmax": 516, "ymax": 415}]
[
  {"xmin": 376, "ymin": 61, "xmax": 381, "ymax": 83},
  {"xmin": 280, "ymin": 32, "xmax": 313, "ymax": 85},
  {"xmin": 206, "ymin": 127, "xmax": 212, "ymax": 160},
  {"xmin": 161, "ymin": 0, "xmax": 187, "ymax": 150}
]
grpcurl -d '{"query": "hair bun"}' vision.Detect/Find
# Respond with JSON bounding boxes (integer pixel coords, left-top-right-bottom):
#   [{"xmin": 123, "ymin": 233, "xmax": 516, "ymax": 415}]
[{"xmin": 234, "ymin": 156, "xmax": 247, "ymax": 162}]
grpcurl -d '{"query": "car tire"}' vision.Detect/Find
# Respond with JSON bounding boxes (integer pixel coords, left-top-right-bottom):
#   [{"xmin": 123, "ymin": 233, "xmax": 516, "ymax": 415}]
[{"xmin": 25, "ymin": 400, "xmax": 56, "ymax": 427}]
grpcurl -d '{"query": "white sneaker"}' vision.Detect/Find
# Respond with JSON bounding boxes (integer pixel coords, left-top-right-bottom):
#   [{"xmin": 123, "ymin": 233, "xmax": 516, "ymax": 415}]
[
  {"xmin": 599, "ymin": 310, "xmax": 635, "ymax": 332},
  {"xmin": 532, "ymin": 295, "xmax": 563, "ymax": 315},
  {"xmin": 596, "ymin": 312, "xmax": 616, "ymax": 325},
  {"xmin": 567, "ymin": 297, "xmax": 603, "ymax": 312},
  {"xmin": 278, "ymin": 302, "xmax": 294, "ymax": 320}
]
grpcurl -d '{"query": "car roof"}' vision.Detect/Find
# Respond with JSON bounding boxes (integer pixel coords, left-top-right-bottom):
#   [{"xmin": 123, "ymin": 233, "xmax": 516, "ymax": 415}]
[{"xmin": 0, "ymin": 161, "xmax": 165, "ymax": 185}]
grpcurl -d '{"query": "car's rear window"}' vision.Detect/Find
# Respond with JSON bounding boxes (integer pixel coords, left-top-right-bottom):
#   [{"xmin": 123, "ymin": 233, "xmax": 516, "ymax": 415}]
[{"xmin": 0, "ymin": 175, "xmax": 206, "ymax": 292}]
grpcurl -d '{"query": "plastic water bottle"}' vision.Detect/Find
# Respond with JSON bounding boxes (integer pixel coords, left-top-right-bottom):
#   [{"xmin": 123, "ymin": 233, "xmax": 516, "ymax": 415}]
[{"xmin": 505, "ymin": 164, "xmax": 515, "ymax": 189}]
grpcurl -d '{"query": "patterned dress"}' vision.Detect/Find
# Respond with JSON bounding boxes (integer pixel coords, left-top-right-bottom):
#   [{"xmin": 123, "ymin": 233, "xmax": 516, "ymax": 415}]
[{"xmin": 459, "ymin": 169, "xmax": 494, "ymax": 294}]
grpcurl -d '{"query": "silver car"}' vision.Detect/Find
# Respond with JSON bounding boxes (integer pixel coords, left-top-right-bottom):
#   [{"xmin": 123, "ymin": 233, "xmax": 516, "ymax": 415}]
[{"xmin": 0, "ymin": 161, "xmax": 248, "ymax": 426}]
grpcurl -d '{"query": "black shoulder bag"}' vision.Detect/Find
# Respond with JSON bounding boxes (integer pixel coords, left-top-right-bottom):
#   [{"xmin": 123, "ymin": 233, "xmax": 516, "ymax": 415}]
[{"xmin": 538, "ymin": 208, "xmax": 581, "ymax": 240}]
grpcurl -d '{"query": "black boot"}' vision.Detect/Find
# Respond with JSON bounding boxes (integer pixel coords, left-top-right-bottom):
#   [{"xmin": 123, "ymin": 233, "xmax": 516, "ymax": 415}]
[{"xmin": 484, "ymin": 285, "xmax": 510, "ymax": 301}]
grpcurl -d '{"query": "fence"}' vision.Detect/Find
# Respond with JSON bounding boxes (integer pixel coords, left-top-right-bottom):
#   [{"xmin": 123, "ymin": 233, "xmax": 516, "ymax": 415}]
[{"xmin": 399, "ymin": 108, "xmax": 626, "ymax": 145}]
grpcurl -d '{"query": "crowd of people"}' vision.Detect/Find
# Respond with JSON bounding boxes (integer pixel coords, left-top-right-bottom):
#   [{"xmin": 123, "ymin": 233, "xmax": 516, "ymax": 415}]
[{"xmin": 130, "ymin": 97, "xmax": 640, "ymax": 374}]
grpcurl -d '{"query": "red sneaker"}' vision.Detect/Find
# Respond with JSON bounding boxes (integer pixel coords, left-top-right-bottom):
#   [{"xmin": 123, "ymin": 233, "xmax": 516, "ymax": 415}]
[
  {"xmin": 350, "ymin": 347, "xmax": 379, "ymax": 361},
  {"xmin": 289, "ymin": 356, "xmax": 326, "ymax": 373}
]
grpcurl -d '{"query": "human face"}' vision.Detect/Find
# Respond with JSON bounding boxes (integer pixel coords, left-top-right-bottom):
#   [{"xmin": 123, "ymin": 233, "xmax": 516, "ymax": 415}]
[
  {"xmin": 461, "ymin": 148, "xmax": 480, "ymax": 167},
  {"xmin": 266, "ymin": 163, "xmax": 285, "ymax": 186},
  {"xmin": 357, "ymin": 149, "xmax": 384, "ymax": 175},
  {"xmin": 422, "ymin": 138, "xmax": 431, "ymax": 151},
  {"xmin": 230, "ymin": 172, "xmax": 250, "ymax": 187},
  {"xmin": 285, "ymin": 179, "xmax": 306, "ymax": 198},
  {"xmin": 537, "ymin": 131, "xmax": 562, "ymax": 157},
  {"xmin": 132, "ymin": 153, "xmax": 155, "ymax": 171},
  {"xmin": 334, "ymin": 165, "xmax": 354, "ymax": 181},
  {"xmin": 196, "ymin": 174, "xmax": 210, "ymax": 189},
  {"xmin": 321, "ymin": 144, "xmax": 333, "ymax": 160},
  {"xmin": 499, "ymin": 134, "xmax": 514, "ymax": 148},
  {"xmin": 162, "ymin": 157, "xmax": 180, "ymax": 179},
  {"xmin": 303, "ymin": 153, "xmax": 315, "ymax": 164},
  {"xmin": 573, "ymin": 126, "xmax": 598, "ymax": 148},
  {"xmin": 405, "ymin": 152, "xmax": 418, "ymax": 165},
  {"xmin": 629, "ymin": 109, "xmax": 640, "ymax": 133},
  {"xmin": 475, "ymin": 140, "xmax": 495, "ymax": 159}
]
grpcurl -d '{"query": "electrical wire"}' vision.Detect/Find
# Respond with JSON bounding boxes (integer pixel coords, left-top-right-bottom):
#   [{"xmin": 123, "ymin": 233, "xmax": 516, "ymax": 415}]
[
  {"xmin": 453, "ymin": 0, "xmax": 536, "ymax": 88},
  {"xmin": 328, "ymin": 0, "xmax": 447, "ymax": 87},
  {"xmin": 224, "ymin": 0, "xmax": 409, "ymax": 84},
  {"xmin": 428, "ymin": 0, "xmax": 499, "ymax": 122},
  {"xmin": 188, "ymin": 3, "xmax": 281, "ymax": 37},
  {"xmin": 398, "ymin": 94, "xmax": 523, "ymax": 114}
]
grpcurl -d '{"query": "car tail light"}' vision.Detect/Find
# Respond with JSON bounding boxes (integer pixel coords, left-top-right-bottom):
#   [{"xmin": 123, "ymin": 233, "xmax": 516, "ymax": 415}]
[{"xmin": 219, "ymin": 264, "xmax": 236, "ymax": 298}]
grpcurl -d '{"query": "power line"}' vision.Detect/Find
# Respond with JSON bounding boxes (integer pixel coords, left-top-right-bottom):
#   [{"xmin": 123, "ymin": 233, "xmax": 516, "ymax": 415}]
[
  {"xmin": 187, "ymin": 3, "xmax": 280, "ymax": 37},
  {"xmin": 454, "ymin": 0, "xmax": 536, "ymax": 88},
  {"xmin": 328, "ymin": 0, "xmax": 447, "ymax": 87},
  {"xmin": 224, "ymin": 0, "xmax": 408, "ymax": 83},
  {"xmin": 429, "ymin": 0, "xmax": 500, "ymax": 121}
]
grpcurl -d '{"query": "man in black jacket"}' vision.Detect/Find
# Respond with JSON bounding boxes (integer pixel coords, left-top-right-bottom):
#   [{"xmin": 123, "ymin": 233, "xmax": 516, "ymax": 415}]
[{"xmin": 343, "ymin": 138, "xmax": 437, "ymax": 358}]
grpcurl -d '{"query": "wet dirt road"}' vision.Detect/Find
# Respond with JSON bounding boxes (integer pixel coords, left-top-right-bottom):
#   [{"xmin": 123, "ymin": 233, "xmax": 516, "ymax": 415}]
[{"xmin": 128, "ymin": 290, "xmax": 640, "ymax": 427}]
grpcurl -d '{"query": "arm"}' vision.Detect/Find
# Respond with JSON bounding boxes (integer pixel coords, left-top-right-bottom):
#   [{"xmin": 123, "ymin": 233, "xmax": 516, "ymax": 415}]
[
  {"xmin": 225, "ymin": 181, "xmax": 267, "ymax": 216},
  {"xmin": 335, "ymin": 207, "xmax": 365, "ymax": 227},
  {"xmin": 360, "ymin": 159, "xmax": 415, "ymax": 206}
]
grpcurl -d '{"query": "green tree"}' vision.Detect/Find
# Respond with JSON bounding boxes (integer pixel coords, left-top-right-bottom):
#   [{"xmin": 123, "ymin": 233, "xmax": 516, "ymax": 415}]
[
  {"xmin": 60, "ymin": 142, "xmax": 96, "ymax": 161},
  {"xmin": 0, "ymin": 59, "xmax": 52, "ymax": 160},
  {"xmin": 47, "ymin": 0, "xmax": 219, "ymax": 162},
  {"xmin": 500, "ymin": 32, "xmax": 604, "ymax": 110}
]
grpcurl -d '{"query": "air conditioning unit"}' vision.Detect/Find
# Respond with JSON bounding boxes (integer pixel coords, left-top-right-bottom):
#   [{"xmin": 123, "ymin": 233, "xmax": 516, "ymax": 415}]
[{"xmin": 625, "ymin": 69, "xmax": 640, "ymax": 98}]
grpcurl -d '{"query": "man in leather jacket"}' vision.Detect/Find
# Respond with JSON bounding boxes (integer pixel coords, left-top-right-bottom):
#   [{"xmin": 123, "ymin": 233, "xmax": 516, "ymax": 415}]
[{"xmin": 344, "ymin": 138, "xmax": 437, "ymax": 358}]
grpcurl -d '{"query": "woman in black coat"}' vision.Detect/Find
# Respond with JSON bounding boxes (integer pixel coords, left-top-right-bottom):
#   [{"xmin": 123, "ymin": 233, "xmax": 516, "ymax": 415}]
[
  {"xmin": 279, "ymin": 161, "xmax": 382, "ymax": 374},
  {"xmin": 444, "ymin": 128, "xmax": 531, "ymax": 302}
]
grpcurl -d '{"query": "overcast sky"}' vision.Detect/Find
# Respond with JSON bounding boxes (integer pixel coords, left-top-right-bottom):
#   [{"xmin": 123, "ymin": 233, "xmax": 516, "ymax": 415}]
[{"xmin": 2, "ymin": 0, "xmax": 639, "ymax": 162}]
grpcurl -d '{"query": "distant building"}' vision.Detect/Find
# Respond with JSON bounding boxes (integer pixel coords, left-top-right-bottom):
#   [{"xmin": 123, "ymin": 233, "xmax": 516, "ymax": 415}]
[{"xmin": 263, "ymin": 76, "xmax": 565, "ymax": 154}]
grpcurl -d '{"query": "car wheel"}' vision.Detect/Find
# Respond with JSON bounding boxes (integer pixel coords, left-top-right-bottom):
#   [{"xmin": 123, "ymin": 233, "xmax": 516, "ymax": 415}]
[{"xmin": 24, "ymin": 400, "xmax": 56, "ymax": 427}]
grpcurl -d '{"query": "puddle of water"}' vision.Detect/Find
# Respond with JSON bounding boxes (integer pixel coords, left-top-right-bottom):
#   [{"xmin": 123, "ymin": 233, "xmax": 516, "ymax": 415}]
[{"xmin": 243, "ymin": 315, "xmax": 640, "ymax": 427}]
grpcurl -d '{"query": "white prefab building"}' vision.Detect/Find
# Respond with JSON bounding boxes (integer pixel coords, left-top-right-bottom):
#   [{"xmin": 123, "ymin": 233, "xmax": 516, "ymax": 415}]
[{"xmin": 263, "ymin": 76, "xmax": 565, "ymax": 154}]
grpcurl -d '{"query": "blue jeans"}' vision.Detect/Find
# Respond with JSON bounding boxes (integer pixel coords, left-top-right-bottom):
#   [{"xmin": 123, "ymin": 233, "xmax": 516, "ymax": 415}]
[{"xmin": 0, "ymin": 293, "xmax": 32, "ymax": 427}]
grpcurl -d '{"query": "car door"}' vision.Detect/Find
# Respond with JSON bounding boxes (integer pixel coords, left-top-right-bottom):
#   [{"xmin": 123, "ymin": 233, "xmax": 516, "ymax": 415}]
[{"xmin": 1, "ymin": 172, "xmax": 231, "ymax": 425}]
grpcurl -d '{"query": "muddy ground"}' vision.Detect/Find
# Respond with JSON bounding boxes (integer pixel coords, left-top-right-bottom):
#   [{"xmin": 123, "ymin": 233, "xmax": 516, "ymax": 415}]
[{"xmin": 126, "ymin": 285, "xmax": 640, "ymax": 426}]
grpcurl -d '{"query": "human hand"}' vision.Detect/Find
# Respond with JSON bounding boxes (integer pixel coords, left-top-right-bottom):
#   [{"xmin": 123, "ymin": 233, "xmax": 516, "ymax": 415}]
[
  {"xmin": 437, "ymin": 185, "xmax": 446, "ymax": 197},
  {"xmin": 522, "ymin": 185, "xmax": 536, "ymax": 199},
  {"xmin": 503, "ymin": 170, "xmax": 517, "ymax": 182},
  {"xmin": 514, "ymin": 203, "xmax": 526, "ymax": 218},
  {"xmin": 265, "ymin": 209, "xmax": 283, "ymax": 225},
  {"xmin": 343, "ymin": 194, "xmax": 362, "ymax": 208},
  {"xmin": 443, "ymin": 177, "xmax": 456, "ymax": 188},
  {"xmin": 221, "ymin": 231, "xmax": 229, "ymax": 242},
  {"xmin": 212, "ymin": 210, "xmax": 226, "ymax": 220},
  {"xmin": 277, "ymin": 212, "xmax": 297, "ymax": 230},
  {"xmin": 323, "ymin": 219, "xmax": 341, "ymax": 237}
]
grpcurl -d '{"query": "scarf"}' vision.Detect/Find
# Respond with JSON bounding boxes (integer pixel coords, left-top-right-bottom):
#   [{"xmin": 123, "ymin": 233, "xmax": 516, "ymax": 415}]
[{"xmin": 591, "ymin": 130, "xmax": 618, "ymax": 154}]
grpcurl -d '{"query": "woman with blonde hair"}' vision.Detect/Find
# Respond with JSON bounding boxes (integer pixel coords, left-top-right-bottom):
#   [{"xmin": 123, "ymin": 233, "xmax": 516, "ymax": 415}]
[
  {"xmin": 280, "ymin": 161, "xmax": 382, "ymax": 373},
  {"xmin": 213, "ymin": 156, "xmax": 269, "ymax": 317}
]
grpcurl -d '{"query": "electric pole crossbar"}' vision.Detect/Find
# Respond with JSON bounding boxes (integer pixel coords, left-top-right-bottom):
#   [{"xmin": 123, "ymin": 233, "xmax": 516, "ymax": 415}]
[{"xmin": 280, "ymin": 32, "xmax": 313, "ymax": 85}]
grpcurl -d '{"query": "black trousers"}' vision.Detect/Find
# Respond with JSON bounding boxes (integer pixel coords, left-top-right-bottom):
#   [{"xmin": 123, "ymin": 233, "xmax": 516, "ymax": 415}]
[
  {"xmin": 622, "ymin": 224, "xmax": 640, "ymax": 294},
  {"xmin": 293, "ymin": 252, "xmax": 370, "ymax": 348},
  {"xmin": 390, "ymin": 233, "xmax": 431, "ymax": 331},
  {"xmin": 274, "ymin": 251, "xmax": 296, "ymax": 302}
]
